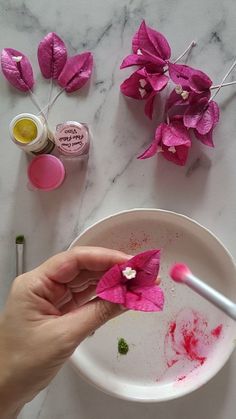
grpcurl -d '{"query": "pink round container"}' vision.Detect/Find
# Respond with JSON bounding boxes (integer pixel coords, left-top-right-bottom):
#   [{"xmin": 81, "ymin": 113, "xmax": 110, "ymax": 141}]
[
  {"xmin": 54, "ymin": 121, "xmax": 90, "ymax": 157},
  {"xmin": 28, "ymin": 155, "xmax": 65, "ymax": 191}
]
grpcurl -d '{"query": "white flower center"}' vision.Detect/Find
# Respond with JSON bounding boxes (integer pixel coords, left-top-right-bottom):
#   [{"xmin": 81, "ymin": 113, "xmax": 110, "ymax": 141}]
[
  {"xmin": 137, "ymin": 49, "xmax": 143, "ymax": 55},
  {"xmin": 157, "ymin": 146, "xmax": 164, "ymax": 153},
  {"xmin": 139, "ymin": 88, "xmax": 147, "ymax": 98},
  {"xmin": 175, "ymin": 84, "xmax": 183, "ymax": 94},
  {"xmin": 168, "ymin": 146, "xmax": 176, "ymax": 153},
  {"xmin": 122, "ymin": 267, "xmax": 137, "ymax": 280},
  {"xmin": 181, "ymin": 90, "xmax": 189, "ymax": 100},
  {"xmin": 139, "ymin": 78, "xmax": 147, "ymax": 88},
  {"xmin": 12, "ymin": 56, "xmax": 22, "ymax": 62}
]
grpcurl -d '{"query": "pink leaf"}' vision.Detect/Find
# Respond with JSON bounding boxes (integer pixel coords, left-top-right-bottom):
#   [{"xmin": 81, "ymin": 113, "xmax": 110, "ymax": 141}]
[
  {"xmin": 162, "ymin": 144, "xmax": 190, "ymax": 166},
  {"xmin": 190, "ymin": 72, "xmax": 212, "ymax": 93},
  {"xmin": 136, "ymin": 21, "xmax": 171, "ymax": 60},
  {"xmin": 120, "ymin": 53, "xmax": 165, "ymax": 69},
  {"xmin": 195, "ymin": 101, "xmax": 219, "ymax": 135},
  {"xmin": 96, "ymin": 249, "xmax": 164, "ymax": 312},
  {"xmin": 138, "ymin": 124, "xmax": 164, "ymax": 159},
  {"xmin": 57, "ymin": 52, "xmax": 93, "ymax": 93},
  {"xmin": 1, "ymin": 48, "xmax": 34, "ymax": 91},
  {"xmin": 125, "ymin": 286, "xmax": 164, "ymax": 312},
  {"xmin": 194, "ymin": 128, "xmax": 215, "ymax": 147},
  {"xmin": 37, "ymin": 32, "xmax": 67, "ymax": 80}
]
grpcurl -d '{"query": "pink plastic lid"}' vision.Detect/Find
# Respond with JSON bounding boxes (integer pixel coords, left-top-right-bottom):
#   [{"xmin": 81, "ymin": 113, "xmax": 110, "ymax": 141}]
[{"xmin": 28, "ymin": 155, "xmax": 65, "ymax": 191}]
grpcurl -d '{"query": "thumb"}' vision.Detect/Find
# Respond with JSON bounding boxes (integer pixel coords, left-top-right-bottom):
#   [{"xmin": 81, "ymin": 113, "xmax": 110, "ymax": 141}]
[{"xmin": 57, "ymin": 298, "xmax": 125, "ymax": 345}]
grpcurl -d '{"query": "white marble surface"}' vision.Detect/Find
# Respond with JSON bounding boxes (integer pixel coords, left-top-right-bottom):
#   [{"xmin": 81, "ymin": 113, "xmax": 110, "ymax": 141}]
[{"xmin": 1, "ymin": 0, "xmax": 236, "ymax": 417}]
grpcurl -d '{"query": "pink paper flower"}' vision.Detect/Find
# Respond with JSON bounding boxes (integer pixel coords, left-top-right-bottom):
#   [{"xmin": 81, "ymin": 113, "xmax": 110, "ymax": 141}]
[
  {"xmin": 96, "ymin": 249, "xmax": 164, "ymax": 312},
  {"xmin": 120, "ymin": 68, "xmax": 168, "ymax": 118},
  {"xmin": 121, "ymin": 20, "xmax": 171, "ymax": 71},
  {"xmin": 184, "ymin": 97, "xmax": 219, "ymax": 135},
  {"xmin": 1, "ymin": 48, "xmax": 34, "ymax": 91},
  {"xmin": 138, "ymin": 121, "xmax": 191, "ymax": 166},
  {"xmin": 37, "ymin": 32, "xmax": 67, "ymax": 80}
]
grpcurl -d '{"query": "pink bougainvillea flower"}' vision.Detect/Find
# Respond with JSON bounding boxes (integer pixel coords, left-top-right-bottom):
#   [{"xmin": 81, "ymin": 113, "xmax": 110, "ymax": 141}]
[
  {"xmin": 1, "ymin": 48, "xmax": 34, "ymax": 91},
  {"xmin": 138, "ymin": 121, "xmax": 191, "ymax": 166},
  {"xmin": 184, "ymin": 98, "xmax": 220, "ymax": 135},
  {"xmin": 57, "ymin": 52, "xmax": 93, "ymax": 93},
  {"xmin": 37, "ymin": 32, "xmax": 67, "ymax": 80},
  {"xmin": 121, "ymin": 20, "xmax": 171, "ymax": 71},
  {"xmin": 168, "ymin": 63, "xmax": 212, "ymax": 93},
  {"xmin": 121, "ymin": 67, "xmax": 168, "ymax": 118},
  {"xmin": 96, "ymin": 249, "xmax": 164, "ymax": 312}
]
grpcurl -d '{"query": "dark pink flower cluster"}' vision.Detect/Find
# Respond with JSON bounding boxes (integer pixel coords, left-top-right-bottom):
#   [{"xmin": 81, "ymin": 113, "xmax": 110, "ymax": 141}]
[{"xmin": 120, "ymin": 21, "xmax": 220, "ymax": 166}]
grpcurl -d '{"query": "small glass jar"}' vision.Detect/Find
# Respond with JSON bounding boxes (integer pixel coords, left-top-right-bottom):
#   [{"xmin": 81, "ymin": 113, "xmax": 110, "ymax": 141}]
[
  {"xmin": 54, "ymin": 121, "xmax": 90, "ymax": 158},
  {"xmin": 9, "ymin": 113, "xmax": 54, "ymax": 155}
]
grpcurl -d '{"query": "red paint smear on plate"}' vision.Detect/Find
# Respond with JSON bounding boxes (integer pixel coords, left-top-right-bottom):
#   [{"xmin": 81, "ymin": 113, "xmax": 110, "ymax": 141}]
[{"xmin": 164, "ymin": 309, "xmax": 223, "ymax": 382}]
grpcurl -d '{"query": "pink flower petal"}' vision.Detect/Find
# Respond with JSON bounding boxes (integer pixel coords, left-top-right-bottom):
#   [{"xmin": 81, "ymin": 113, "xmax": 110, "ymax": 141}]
[
  {"xmin": 136, "ymin": 21, "xmax": 171, "ymax": 60},
  {"xmin": 168, "ymin": 63, "xmax": 212, "ymax": 92},
  {"xmin": 125, "ymin": 285, "xmax": 164, "ymax": 312},
  {"xmin": 127, "ymin": 249, "xmax": 161, "ymax": 287},
  {"xmin": 168, "ymin": 63, "xmax": 195, "ymax": 86},
  {"xmin": 120, "ymin": 68, "xmax": 150, "ymax": 99},
  {"xmin": 37, "ymin": 32, "xmax": 67, "ymax": 80},
  {"xmin": 162, "ymin": 122, "xmax": 191, "ymax": 147},
  {"xmin": 97, "ymin": 284, "xmax": 126, "ymax": 304},
  {"xmin": 190, "ymin": 72, "xmax": 212, "ymax": 93},
  {"xmin": 147, "ymin": 73, "xmax": 168, "ymax": 91},
  {"xmin": 195, "ymin": 101, "xmax": 219, "ymax": 135},
  {"xmin": 1, "ymin": 48, "xmax": 34, "ymax": 91},
  {"xmin": 194, "ymin": 128, "xmax": 215, "ymax": 147},
  {"xmin": 183, "ymin": 97, "xmax": 209, "ymax": 128},
  {"xmin": 162, "ymin": 144, "xmax": 190, "ymax": 166},
  {"xmin": 96, "ymin": 264, "xmax": 122, "ymax": 294},
  {"xmin": 138, "ymin": 124, "xmax": 164, "ymax": 159},
  {"xmin": 120, "ymin": 53, "xmax": 165, "ymax": 69},
  {"xmin": 57, "ymin": 52, "xmax": 93, "ymax": 93}
]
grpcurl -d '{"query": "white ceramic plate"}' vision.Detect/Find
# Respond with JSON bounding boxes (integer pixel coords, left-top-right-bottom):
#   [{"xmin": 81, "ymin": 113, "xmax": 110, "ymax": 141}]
[{"xmin": 69, "ymin": 209, "xmax": 236, "ymax": 402}]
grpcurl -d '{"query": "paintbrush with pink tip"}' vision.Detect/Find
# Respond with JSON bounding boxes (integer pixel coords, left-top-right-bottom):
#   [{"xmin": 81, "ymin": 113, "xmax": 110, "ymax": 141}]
[{"xmin": 170, "ymin": 263, "xmax": 236, "ymax": 321}]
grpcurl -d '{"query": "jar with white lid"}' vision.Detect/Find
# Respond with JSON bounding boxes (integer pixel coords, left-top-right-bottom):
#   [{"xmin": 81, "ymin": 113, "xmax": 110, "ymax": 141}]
[{"xmin": 9, "ymin": 113, "xmax": 54, "ymax": 155}]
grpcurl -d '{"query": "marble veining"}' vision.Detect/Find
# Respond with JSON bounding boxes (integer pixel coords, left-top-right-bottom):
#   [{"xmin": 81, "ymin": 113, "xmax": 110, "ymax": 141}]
[{"xmin": 1, "ymin": 0, "xmax": 236, "ymax": 418}]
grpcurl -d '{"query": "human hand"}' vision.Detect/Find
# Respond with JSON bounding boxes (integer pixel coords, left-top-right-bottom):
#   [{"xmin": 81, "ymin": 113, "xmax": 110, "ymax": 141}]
[{"xmin": 0, "ymin": 246, "xmax": 130, "ymax": 419}]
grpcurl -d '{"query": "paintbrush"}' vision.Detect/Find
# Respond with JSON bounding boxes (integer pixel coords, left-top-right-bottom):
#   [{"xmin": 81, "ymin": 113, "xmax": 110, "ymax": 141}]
[
  {"xmin": 170, "ymin": 263, "xmax": 236, "ymax": 321},
  {"xmin": 15, "ymin": 235, "xmax": 25, "ymax": 276}
]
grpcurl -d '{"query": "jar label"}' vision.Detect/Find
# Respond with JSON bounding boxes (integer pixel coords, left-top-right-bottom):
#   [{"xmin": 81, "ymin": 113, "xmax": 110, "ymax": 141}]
[{"xmin": 55, "ymin": 123, "xmax": 89, "ymax": 155}]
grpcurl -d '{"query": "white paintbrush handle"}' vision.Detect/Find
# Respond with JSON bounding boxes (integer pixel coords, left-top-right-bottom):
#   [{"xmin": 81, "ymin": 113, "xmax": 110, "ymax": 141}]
[
  {"xmin": 16, "ymin": 244, "xmax": 24, "ymax": 276},
  {"xmin": 185, "ymin": 273, "xmax": 236, "ymax": 320}
]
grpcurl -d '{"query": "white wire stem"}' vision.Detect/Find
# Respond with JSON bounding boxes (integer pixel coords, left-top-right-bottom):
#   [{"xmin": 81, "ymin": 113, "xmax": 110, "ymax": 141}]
[
  {"xmin": 210, "ymin": 80, "xmax": 236, "ymax": 90},
  {"xmin": 46, "ymin": 78, "xmax": 54, "ymax": 119},
  {"xmin": 173, "ymin": 41, "xmax": 197, "ymax": 64},
  {"xmin": 37, "ymin": 88, "xmax": 65, "ymax": 117},
  {"xmin": 210, "ymin": 58, "xmax": 236, "ymax": 101},
  {"xmin": 29, "ymin": 90, "xmax": 48, "ymax": 126}
]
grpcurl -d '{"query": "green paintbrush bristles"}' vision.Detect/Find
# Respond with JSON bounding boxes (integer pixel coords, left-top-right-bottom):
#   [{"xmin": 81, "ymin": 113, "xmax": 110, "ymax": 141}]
[{"xmin": 15, "ymin": 235, "xmax": 25, "ymax": 244}]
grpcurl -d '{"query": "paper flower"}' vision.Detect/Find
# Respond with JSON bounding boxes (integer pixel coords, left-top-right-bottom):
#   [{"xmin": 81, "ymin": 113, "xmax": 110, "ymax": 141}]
[
  {"xmin": 184, "ymin": 97, "xmax": 219, "ymax": 135},
  {"xmin": 96, "ymin": 249, "xmax": 164, "ymax": 312},
  {"xmin": 168, "ymin": 63, "xmax": 212, "ymax": 93},
  {"xmin": 138, "ymin": 121, "xmax": 191, "ymax": 166},
  {"xmin": 1, "ymin": 48, "xmax": 34, "ymax": 91},
  {"xmin": 37, "ymin": 32, "xmax": 67, "ymax": 80},
  {"xmin": 120, "ymin": 67, "xmax": 168, "ymax": 118},
  {"xmin": 57, "ymin": 52, "xmax": 93, "ymax": 93}
]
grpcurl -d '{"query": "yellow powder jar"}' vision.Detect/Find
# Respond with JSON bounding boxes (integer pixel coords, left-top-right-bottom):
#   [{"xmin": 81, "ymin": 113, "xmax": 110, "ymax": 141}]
[{"xmin": 9, "ymin": 113, "xmax": 54, "ymax": 154}]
